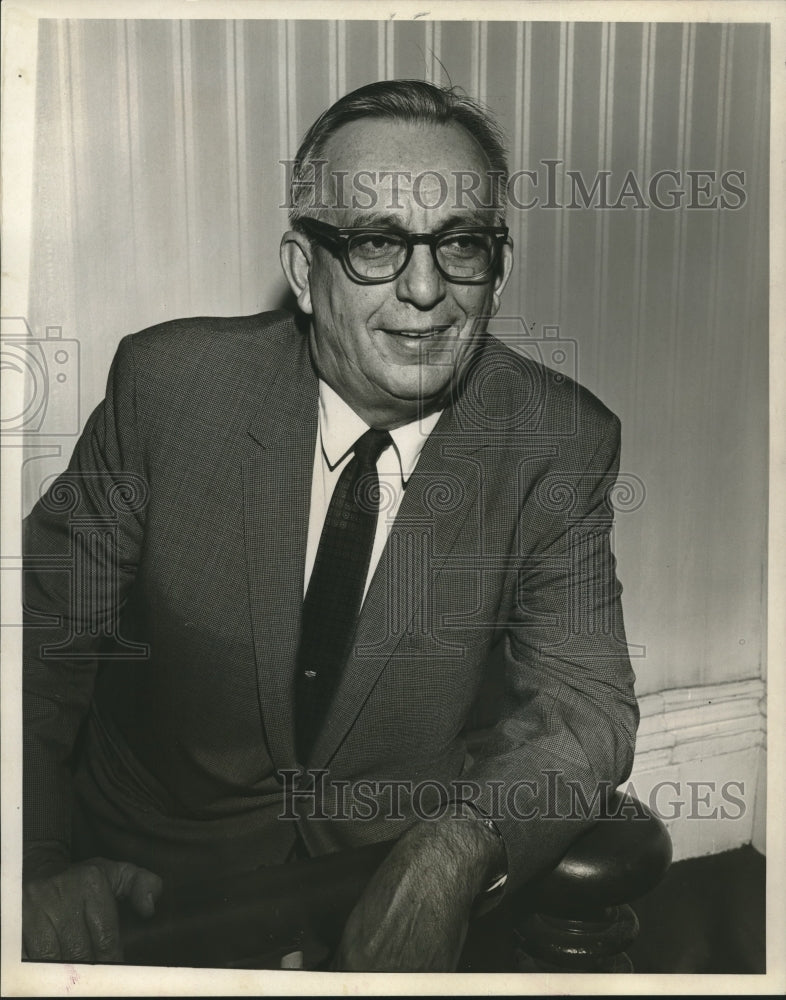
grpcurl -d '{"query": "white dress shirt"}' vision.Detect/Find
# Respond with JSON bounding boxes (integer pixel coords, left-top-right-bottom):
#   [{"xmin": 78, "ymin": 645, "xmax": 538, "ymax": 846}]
[{"xmin": 304, "ymin": 380, "xmax": 443, "ymax": 601}]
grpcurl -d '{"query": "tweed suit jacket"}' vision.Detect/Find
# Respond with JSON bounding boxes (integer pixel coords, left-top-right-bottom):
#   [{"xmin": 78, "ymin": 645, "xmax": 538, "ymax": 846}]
[{"xmin": 23, "ymin": 309, "xmax": 639, "ymax": 894}]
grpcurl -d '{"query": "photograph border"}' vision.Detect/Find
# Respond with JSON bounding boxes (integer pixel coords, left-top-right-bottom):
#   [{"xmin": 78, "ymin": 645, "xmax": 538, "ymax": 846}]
[{"xmin": 2, "ymin": 1, "xmax": 783, "ymax": 995}]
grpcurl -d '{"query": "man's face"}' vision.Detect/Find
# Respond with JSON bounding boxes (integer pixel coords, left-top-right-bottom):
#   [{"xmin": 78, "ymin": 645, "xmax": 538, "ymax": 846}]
[{"xmin": 282, "ymin": 118, "xmax": 513, "ymax": 427}]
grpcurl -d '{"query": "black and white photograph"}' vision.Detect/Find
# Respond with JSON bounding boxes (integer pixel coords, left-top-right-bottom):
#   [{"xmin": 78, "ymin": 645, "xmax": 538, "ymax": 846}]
[{"xmin": 1, "ymin": 1, "xmax": 783, "ymax": 994}]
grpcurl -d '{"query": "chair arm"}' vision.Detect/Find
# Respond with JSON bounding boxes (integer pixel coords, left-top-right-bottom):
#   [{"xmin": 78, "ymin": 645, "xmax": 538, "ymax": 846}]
[
  {"xmin": 513, "ymin": 791, "xmax": 672, "ymax": 972},
  {"xmin": 120, "ymin": 792, "xmax": 671, "ymax": 971},
  {"xmin": 120, "ymin": 839, "xmax": 393, "ymax": 968}
]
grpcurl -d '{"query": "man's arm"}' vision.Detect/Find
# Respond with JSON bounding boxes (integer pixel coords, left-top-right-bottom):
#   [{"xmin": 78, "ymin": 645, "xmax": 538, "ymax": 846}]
[
  {"xmin": 335, "ymin": 414, "xmax": 638, "ymax": 970},
  {"xmin": 334, "ymin": 806, "xmax": 505, "ymax": 972},
  {"xmin": 23, "ymin": 335, "xmax": 162, "ymax": 959},
  {"xmin": 458, "ymin": 413, "xmax": 638, "ymax": 887}
]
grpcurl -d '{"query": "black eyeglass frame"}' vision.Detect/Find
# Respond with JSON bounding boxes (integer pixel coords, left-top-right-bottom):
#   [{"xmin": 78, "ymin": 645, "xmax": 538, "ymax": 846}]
[{"xmin": 297, "ymin": 216, "xmax": 510, "ymax": 285}]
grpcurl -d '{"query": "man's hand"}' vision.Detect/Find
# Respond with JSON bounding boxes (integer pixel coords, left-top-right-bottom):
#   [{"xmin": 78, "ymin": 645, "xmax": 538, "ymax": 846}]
[
  {"xmin": 22, "ymin": 857, "xmax": 163, "ymax": 963},
  {"xmin": 333, "ymin": 810, "xmax": 505, "ymax": 972}
]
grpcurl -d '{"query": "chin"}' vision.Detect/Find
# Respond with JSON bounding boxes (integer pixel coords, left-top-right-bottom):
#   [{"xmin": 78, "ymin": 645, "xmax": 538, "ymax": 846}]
[{"xmin": 388, "ymin": 377, "xmax": 453, "ymax": 408}]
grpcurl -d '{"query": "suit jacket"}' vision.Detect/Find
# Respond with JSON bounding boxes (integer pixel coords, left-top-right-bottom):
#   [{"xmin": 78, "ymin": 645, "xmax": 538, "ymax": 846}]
[{"xmin": 23, "ymin": 309, "xmax": 639, "ymax": 894}]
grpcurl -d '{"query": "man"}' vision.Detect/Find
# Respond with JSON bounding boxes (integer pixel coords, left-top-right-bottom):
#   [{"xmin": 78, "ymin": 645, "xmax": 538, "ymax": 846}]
[{"xmin": 22, "ymin": 80, "xmax": 638, "ymax": 971}]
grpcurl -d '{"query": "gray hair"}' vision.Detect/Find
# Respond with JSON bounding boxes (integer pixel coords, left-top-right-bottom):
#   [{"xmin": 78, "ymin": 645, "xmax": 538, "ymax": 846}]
[{"xmin": 288, "ymin": 79, "xmax": 509, "ymax": 226}]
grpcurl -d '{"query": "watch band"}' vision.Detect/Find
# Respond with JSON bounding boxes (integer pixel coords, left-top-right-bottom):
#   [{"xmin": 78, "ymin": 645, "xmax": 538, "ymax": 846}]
[{"xmin": 454, "ymin": 800, "xmax": 509, "ymax": 894}]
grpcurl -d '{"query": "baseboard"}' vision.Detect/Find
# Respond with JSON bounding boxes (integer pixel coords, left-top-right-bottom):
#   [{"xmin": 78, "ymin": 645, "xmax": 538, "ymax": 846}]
[{"xmin": 621, "ymin": 678, "xmax": 766, "ymax": 862}]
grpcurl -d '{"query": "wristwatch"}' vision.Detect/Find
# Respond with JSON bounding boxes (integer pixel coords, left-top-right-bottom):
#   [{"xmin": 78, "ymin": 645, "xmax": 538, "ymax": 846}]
[{"xmin": 454, "ymin": 799, "xmax": 509, "ymax": 897}]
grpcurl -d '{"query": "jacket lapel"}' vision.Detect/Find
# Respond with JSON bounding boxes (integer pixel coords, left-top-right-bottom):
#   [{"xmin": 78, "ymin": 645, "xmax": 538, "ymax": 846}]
[
  {"xmin": 243, "ymin": 327, "xmax": 318, "ymax": 773},
  {"xmin": 308, "ymin": 401, "xmax": 488, "ymax": 769}
]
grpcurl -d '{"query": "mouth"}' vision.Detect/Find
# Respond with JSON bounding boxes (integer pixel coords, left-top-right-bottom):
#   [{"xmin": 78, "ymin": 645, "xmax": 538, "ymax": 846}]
[{"xmin": 381, "ymin": 325, "xmax": 453, "ymax": 340}]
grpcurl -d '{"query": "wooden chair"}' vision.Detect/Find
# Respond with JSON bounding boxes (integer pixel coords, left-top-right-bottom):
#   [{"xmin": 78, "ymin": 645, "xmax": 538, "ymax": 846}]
[{"xmin": 119, "ymin": 791, "xmax": 672, "ymax": 972}]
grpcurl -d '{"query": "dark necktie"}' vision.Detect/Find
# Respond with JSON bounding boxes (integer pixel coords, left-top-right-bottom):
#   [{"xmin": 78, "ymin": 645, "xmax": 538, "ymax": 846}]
[{"xmin": 295, "ymin": 427, "xmax": 393, "ymax": 762}]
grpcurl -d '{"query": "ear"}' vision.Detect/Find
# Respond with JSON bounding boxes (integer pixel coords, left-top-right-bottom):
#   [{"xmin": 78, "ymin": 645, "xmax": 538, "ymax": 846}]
[
  {"xmin": 280, "ymin": 230, "xmax": 314, "ymax": 315},
  {"xmin": 489, "ymin": 240, "xmax": 514, "ymax": 316}
]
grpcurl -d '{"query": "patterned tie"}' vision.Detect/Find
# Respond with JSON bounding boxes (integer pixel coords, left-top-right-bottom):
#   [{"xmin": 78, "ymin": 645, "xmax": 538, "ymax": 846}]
[{"xmin": 295, "ymin": 427, "xmax": 393, "ymax": 762}]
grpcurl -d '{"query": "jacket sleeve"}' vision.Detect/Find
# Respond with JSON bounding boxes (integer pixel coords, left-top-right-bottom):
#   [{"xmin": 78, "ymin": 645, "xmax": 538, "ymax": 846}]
[
  {"xmin": 460, "ymin": 415, "xmax": 639, "ymax": 894},
  {"xmin": 23, "ymin": 335, "xmax": 148, "ymax": 879}
]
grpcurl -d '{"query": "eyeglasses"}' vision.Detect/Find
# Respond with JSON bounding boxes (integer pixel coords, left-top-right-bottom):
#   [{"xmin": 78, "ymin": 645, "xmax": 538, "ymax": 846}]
[{"xmin": 297, "ymin": 217, "xmax": 509, "ymax": 285}]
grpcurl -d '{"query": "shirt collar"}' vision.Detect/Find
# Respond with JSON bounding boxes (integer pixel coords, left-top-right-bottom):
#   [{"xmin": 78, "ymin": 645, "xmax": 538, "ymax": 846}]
[{"xmin": 318, "ymin": 380, "xmax": 442, "ymax": 484}]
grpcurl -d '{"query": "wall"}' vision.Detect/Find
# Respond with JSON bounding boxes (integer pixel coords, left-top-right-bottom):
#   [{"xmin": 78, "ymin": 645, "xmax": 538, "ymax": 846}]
[{"xmin": 17, "ymin": 18, "xmax": 768, "ymax": 845}]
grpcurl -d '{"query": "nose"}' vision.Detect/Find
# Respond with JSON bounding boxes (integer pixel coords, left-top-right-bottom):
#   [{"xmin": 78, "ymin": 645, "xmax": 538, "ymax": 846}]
[{"xmin": 394, "ymin": 244, "xmax": 447, "ymax": 310}]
